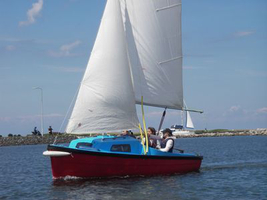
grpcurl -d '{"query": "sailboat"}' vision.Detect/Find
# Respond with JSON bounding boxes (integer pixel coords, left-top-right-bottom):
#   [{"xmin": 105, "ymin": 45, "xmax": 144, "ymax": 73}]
[
  {"xmin": 171, "ymin": 104, "xmax": 196, "ymax": 136},
  {"xmin": 43, "ymin": 0, "xmax": 203, "ymax": 179}
]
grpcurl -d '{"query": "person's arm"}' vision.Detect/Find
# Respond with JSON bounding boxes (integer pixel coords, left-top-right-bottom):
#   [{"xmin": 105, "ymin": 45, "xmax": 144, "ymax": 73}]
[{"xmin": 159, "ymin": 139, "xmax": 173, "ymax": 152}]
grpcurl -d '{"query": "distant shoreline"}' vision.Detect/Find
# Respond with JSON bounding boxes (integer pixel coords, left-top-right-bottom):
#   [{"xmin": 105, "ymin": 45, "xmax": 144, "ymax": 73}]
[
  {"xmin": 0, "ymin": 129, "xmax": 266, "ymax": 147},
  {"xmin": 0, "ymin": 135, "xmax": 77, "ymax": 147},
  {"xmin": 175, "ymin": 129, "xmax": 267, "ymax": 138}
]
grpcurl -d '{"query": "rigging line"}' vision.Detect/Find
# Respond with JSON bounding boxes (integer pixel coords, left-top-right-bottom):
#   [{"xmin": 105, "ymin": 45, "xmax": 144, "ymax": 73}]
[
  {"xmin": 157, "ymin": 107, "xmax": 167, "ymax": 135},
  {"xmin": 54, "ymin": 86, "xmax": 79, "ymax": 145},
  {"xmin": 181, "ymin": 100, "xmax": 186, "ymax": 128},
  {"xmin": 58, "ymin": 85, "xmax": 80, "ymax": 134}
]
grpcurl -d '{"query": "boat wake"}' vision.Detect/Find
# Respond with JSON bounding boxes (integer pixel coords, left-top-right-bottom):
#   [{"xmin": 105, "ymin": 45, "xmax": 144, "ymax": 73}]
[
  {"xmin": 53, "ymin": 175, "xmax": 83, "ymax": 180},
  {"xmin": 52, "ymin": 174, "xmax": 144, "ymax": 182},
  {"xmin": 52, "ymin": 175, "xmax": 149, "ymax": 187},
  {"xmin": 201, "ymin": 160, "xmax": 267, "ymax": 171}
]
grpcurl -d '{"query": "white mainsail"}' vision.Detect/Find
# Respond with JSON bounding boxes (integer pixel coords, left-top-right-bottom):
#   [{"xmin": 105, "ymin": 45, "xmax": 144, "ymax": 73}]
[
  {"xmin": 122, "ymin": 0, "xmax": 183, "ymax": 110},
  {"xmin": 66, "ymin": 0, "xmax": 139, "ymax": 134},
  {"xmin": 66, "ymin": 0, "xmax": 184, "ymax": 134}
]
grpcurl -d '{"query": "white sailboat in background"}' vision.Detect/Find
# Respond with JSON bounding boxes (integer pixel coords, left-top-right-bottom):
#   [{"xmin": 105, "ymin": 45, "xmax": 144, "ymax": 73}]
[{"xmin": 171, "ymin": 111, "xmax": 195, "ymax": 136}]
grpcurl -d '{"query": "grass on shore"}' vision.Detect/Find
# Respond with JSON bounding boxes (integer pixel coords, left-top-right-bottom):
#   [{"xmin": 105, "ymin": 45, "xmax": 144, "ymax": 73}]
[{"xmin": 194, "ymin": 129, "xmax": 247, "ymax": 134}]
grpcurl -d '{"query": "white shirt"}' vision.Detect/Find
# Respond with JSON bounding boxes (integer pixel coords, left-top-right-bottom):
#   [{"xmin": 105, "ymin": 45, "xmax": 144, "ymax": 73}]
[{"xmin": 159, "ymin": 138, "xmax": 174, "ymax": 152}]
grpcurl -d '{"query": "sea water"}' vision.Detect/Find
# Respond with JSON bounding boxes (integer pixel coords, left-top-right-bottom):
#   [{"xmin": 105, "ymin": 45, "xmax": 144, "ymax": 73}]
[{"xmin": 0, "ymin": 136, "xmax": 266, "ymax": 200}]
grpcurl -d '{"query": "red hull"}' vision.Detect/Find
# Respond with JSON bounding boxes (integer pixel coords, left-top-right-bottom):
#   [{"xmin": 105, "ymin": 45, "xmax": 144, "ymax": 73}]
[{"xmin": 49, "ymin": 149, "xmax": 202, "ymax": 179}]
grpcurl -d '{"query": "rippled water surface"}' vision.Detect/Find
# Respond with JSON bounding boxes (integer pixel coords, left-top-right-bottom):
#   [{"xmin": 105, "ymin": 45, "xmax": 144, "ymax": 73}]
[{"xmin": 0, "ymin": 136, "xmax": 266, "ymax": 200}]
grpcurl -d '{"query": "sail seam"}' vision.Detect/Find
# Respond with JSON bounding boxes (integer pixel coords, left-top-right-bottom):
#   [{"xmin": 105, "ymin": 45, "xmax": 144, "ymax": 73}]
[
  {"xmin": 158, "ymin": 56, "xmax": 182, "ymax": 65},
  {"xmin": 156, "ymin": 4, "xmax": 181, "ymax": 12}
]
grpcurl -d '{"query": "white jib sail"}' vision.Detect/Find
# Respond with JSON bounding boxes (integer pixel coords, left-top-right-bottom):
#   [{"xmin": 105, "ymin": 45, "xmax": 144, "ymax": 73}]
[
  {"xmin": 185, "ymin": 111, "xmax": 194, "ymax": 129},
  {"xmin": 66, "ymin": 0, "xmax": 139, "ymax": 134},
  {"xmin": 121, "ymin": 0, "xmax": 183, "ymax": 110}
]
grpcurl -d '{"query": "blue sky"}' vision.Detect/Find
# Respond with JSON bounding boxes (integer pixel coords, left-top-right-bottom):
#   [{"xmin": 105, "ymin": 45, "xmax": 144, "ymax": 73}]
[{"xmin": 0, "ymin": 0, "xmax": 266, "ymax": 136}]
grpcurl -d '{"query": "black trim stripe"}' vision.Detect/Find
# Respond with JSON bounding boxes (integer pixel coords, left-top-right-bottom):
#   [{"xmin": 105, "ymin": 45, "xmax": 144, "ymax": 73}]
[{"xmin": 47, "ymin": 145, "xmax": 203, "ymax": 160}]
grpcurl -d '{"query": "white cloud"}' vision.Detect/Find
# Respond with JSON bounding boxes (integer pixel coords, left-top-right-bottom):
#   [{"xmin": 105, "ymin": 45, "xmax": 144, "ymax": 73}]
[
  {"xmin": 223, "ymin": 105, "xmax": 247, "ymax": 117},
  {"xmin": 212, "ymin": 31, "xmax": 256, "ymax": 43},
  {"xmin": 224, "ymin": 106, "xmax": 267, "ymax": 119},
  {"xmin": 256, "ymin": 107, "xmax": 267, "ymax": 114},
  {"xmin": 48, "ymin": 40, "xmax": 82, "ymax": 57},
  {"xmin": 233, "ymin": 31, "xmax": 255, "ymax": 37},
  {"xmin": 229, "ymin": 105, "xmax": 241, "ymax": 112},
  {"xmin": 60, "ymin": 41, "xmax": 81, "ymax": 55},
  {"xmin": 19, "ymin": 0, "xmax": 43, "ymax": 26},
  {"xmin": 0, "ymin": 117, "xmax": 12, "ymax": 122}
]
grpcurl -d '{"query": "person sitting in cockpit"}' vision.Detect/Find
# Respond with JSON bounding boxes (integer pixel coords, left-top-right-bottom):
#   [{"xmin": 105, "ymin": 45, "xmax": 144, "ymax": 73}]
[{"xmin": 158, "ymin": 128, "xmax": 174, "ymax": 153}]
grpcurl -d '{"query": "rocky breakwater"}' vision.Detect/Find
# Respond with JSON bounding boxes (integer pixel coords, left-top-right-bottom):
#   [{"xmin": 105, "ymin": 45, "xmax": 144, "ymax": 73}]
[
  {"xmin": 176, "ymin": 128, "xmax": 267, "ymax": 138},
  {"xmin": 0, "ymin": 135, "xmax": 78, "ymax": 147}
]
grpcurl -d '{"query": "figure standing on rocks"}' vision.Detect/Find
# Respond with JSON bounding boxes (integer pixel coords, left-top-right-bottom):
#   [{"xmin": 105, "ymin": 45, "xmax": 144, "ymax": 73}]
[
  {"xmin": 32, "ymin": 127, "xmax": 40, "ymax": 136},
  {"xmin": 48, "ymin": 126, "xmax": 53, "ymax": 135}
]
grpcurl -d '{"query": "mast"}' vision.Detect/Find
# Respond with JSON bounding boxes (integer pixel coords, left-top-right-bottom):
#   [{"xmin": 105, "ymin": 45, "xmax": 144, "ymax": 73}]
[{"xmin": 181, "ymin": 110, "xmax": 184, "ymax": 129}]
